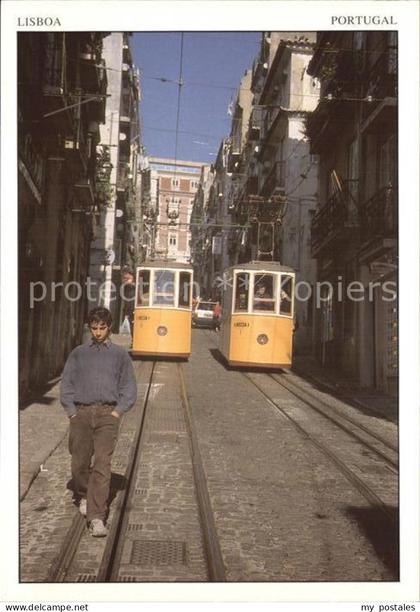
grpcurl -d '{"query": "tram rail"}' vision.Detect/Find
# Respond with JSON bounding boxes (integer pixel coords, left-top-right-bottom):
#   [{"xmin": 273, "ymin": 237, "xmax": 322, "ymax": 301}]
[
  {"xmin": 243, "ymin": 371, "xmax": 398, "ymax": 525},
  {"xmin": 46, "ymin": 359, "xmax": 223, "ymax": 582},
  {"xmin": 269, "ymin": 372, "xmax": 398, "ymax": 470}
]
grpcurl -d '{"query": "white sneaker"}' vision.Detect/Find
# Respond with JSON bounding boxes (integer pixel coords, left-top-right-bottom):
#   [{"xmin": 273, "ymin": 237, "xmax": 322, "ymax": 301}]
[
  {"xmin": 79, "ymin": 499, "xmax": 87, "ymax": 516},
  {"xmin": 89, "ymin": 518, "xmax": 108, "ymax": 537}
]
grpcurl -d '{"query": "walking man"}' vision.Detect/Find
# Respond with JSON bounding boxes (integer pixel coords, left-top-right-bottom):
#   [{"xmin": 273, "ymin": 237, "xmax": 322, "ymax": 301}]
[
  {"xmin": 60, "ymin": 307, "xmax": 137, "ymax": 536},
  {"xmin": 121, "ymin": 267, "xmax": 136, "ymax": 339}
]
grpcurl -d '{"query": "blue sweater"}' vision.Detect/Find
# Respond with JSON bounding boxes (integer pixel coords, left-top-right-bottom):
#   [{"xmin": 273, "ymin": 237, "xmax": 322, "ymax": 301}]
[{"xmin": 60, "ymin": 338, "xmax": 137, "ymax": 417}]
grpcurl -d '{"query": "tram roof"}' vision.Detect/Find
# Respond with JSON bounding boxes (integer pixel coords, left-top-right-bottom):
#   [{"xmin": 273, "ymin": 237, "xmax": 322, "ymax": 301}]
[
  {"xmin": 137, "ymin": 260, "xmax": 193, "ymax": 270},
  {"xmin": 229, "ymin": 261, "xmax": 295, "ymax": 273}
]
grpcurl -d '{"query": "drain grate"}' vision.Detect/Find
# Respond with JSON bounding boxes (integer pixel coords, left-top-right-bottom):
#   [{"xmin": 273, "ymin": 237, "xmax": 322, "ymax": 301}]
[
  {"xmin": 76, "ymin": 574, "xmax": 97, "ymax": 582},
  {"xmin": 130, "ymin": 540, "xmax": 187, "ymax": 566},
  {"xmin": 134, "ymin": 488, "xmax": 148, "ymax": 496},
  {"xmin": 127, "ymin": 523, "xmax": 144, "ymax": 532},
  {"xmin": 148, "ymin": 408, "xmax": 185, "ymax": 432},
  {"xmin": 117, "ymin": 439, "xmax": 132, "ymax": 448},
  {"xmin": 148, "ymin": 432, "xmax": 179, "ymax": 443},
  {"xmin": 118, "ymin": 575, "xmax": 138, "ymax": 582}
]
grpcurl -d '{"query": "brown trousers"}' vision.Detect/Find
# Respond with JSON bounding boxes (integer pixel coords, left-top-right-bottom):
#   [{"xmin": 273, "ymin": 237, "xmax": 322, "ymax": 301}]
[{"xmin": 69, "ymin": 404, "xmax": 119, "ymax": 522}]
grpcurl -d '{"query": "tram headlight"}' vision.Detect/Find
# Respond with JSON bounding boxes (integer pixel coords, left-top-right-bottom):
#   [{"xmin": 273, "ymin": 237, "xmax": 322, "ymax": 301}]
[
  {"xmin": 257, "ymin": 333, "xmax": 269, "ymax": 345},
  {"xmin": 157, "ymin": 326, "xmax": 168, "ymax": 336}
]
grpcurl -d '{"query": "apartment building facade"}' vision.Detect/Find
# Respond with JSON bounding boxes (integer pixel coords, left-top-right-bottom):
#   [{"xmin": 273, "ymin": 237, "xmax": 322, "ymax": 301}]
[
  {"xmin": 306, "ymin": 31, "xmax": 398, "ymax": 395},
  {"xmin": 147, "ymin": 157, "xmax": 207, "ymax": 263},
  {"xmin": 18, "ymin": 32, "xmax": 108, "ymax": 398},
  {"xmin": 88, "ymin": 33, "xmax": 142, "ymax": 329},
  {"xmin": 190, "ymin": 164, "xmax": 215, "ymax": 296}
]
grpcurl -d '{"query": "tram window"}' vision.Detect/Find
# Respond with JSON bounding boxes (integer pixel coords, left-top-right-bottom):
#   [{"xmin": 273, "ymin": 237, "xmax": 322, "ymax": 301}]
[
  {"xmin": 280, "ymin": 275, "xmax": 293, "ymax": 315},
  {"xmin": 137, "ymin": 270, "xmax": 150, "ymax": 306},
  {"xmin": 234, "ymin": 273, "xmax": 250, "ymax": 312},
  {"xmin": 178, "ymin": 272, "xmax": 192, "ymax": 308},
  {"xmin": 253, "ymin": 274, "xmax": 276, "ymax": 312},
  {"xmin": 153, "ymin": 270, "xmax": 175, "ymax": 306}
]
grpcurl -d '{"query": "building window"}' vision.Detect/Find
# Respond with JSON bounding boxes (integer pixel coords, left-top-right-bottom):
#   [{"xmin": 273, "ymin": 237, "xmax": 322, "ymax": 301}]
[
  {"xmin": 168, "ymin": 234, "xmax": 177, "ymax": 247},
  {"xmin": 153, "ymin": 269, "xmax": 175, "ymax": 306},
  {"xmin": 234, "ymin": 272, "xmax": 250, "ymax": 312},
  {"xmin": 172, "ymin": 178, "xmax": 179, "ymax": 188},
  {"xmin": 179, "ymin": 272, "xmax": 192, "ymax": 308},
  {"xmin": 136, "ymin": 269, "xmax": 150, "ymax": 307},
  {"xmin": 190, "ymin": 180, "xmax": 199, "ymax": 190}
]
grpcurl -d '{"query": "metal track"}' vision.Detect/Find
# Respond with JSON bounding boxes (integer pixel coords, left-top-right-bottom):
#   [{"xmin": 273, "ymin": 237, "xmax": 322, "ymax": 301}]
[
  {"xmin": 269, "ymin": 372, "xmax": 398, "ymax": 470},
  {"xmin": 45, "ymin": 362, "xmax": 155, "ymax": 583},
  {"xmin": 46, "ymin": 511, "xmax": 86, "ymax": 582},
  {"xmin": 48, "ymin": 358, "xmax": 225, "ymax": 582},
  {"xmin": 291, "ymin": 364, "xmax": 398, "ymax": 423},
  {"xmin": 97, "ymin": 362, "xmax": 156, "ymax": 582},
  {"xmin": 243, "ymin": 372, "xmax": 397, "ymax": 525},
  {"xmin": 177, "ymin": 363, "xmax": 226, "ymax": 582}
]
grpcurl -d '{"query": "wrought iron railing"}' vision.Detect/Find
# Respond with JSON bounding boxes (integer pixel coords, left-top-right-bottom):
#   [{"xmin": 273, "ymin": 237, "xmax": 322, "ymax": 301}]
[
  {"xmin": 245, "ymin": 175, "xmax": 259, "ymax": 196},
  {"xmin": 43, "ymin": 33, "xmax": 67, "ymax": 95},
  {"xmin": 363, "ymin": 48, "xmax": 397, "ymax": 122},
  {"xmin": 18, "ymin": 132, "xmax": 45, "ymax": 194},
  {"xmin": 263, "ymin": 108, "xmax": 281, "ymax": 139},
  {"xmin": 248, "ymin": 107, "xmax": 264, "ymax": 141},
  {"xmin": 311, "ymin": 180, "xmax": 359, "ymax": 254},
  {"xmin": 117, "ymin": 162, "xmax": 131, "ymax": 191},
  {"xmin": 360, "ymin": 185, "xmax": 397, "ymax": 243}
]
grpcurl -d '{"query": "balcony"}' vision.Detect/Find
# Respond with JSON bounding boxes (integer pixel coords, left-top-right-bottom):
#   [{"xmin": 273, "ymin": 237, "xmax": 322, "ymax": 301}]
[
  {"xmin": 120, "ymin": 91, "xmax": 132, "ymax": 122},
  {"xmin": 63, "ymin": 110, "xmax": 89, "ymax": 177},
  {"xmin": 311, "ymin": 180, "xmax": 359, "ymax": 256},
  {"xmin": 263, "ymin": 108, "xmax": 281, "ymax": 139},
  {"xmin": 18, "ymin": 131, "xmax": 45, "ymax": 197},
  {"xmin": 248, "ymin": 107, "xmax": 264, "ymax": 141},
  {"xmin": 85, "ymin": 59, "xmax": 108, "ymax": 124},
  {"xmin": 245, "ymin": 175, "xmax": 259, "ymax": 196},
  {"xmin": 260, "ymin": 161, "xmax": 285, "ymax": 197},
  {"xmin": 365, "ymin": 48, "xmax": 397, "ymax": 101},
  {"xmin": 361, "ymin": 50, "xmax": 397, "ymax": 133},
  {"xmin": 42, "ymin": 33, "xmax": 69, "ymax": 122},
  {"xmin": 117, "ymin": 162, "xmax": 132, "ymax": 193},
  {"xmin": 306, "ymin": 98, "xmax": 356, "ymax": 154},
  {"xmin": 78, "ymin": 36, "xmax": 104, "ymax": 91},
  {"xmin": 251, "ymin": 59, "xmax": 268, "ymax": 94},
  {"xmin": 360, "ymin": 185, "xmax": 397, "ymax": 245},
  {"xmin": 228, "ymin": 151, "xmax": 241, "ymax": 173},
  {"xmin": 72, "ymin": 178, "xmax": 95, "ymax": 209}
]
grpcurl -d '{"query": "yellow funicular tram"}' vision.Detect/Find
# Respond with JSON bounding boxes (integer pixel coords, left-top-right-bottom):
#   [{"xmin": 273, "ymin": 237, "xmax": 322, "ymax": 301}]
[
  {"xmin": 220, "ymin": 261, "xmax": 295, "ymax": 369},
  {"xmin": 132, "ymin": 261, "xmax": 193, "ymax": 359}
]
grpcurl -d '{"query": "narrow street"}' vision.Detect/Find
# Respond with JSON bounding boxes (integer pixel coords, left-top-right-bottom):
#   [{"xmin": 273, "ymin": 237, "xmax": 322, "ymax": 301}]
[
  {"xmin": 19, "ymin": 331, "xmax": 398, "ymax": 583},
  {"xmin": 13, "ymin": 22, "xmax": 408, "ymax": 601}
]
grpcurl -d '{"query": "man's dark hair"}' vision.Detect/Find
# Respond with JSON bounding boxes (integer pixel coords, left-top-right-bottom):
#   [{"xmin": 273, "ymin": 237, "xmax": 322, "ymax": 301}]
[{"xmin": 88, "ymin": 307, "xmax": 113, "ymax": 327}]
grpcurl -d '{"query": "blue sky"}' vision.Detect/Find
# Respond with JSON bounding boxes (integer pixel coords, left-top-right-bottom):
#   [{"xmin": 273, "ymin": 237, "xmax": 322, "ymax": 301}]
[{"xmin": 132, "ymin": 32, "xmax": 262, "ymax": 163}]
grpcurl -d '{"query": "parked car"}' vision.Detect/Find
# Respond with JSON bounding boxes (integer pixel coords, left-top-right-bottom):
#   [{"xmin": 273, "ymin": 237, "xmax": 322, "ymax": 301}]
[{"xmin": 192, "ymin": 300, "xmax": 217, "ymax": 329}]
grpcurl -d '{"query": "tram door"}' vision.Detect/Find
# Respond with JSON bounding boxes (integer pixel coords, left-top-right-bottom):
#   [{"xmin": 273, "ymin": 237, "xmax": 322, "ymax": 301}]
[{"xmin": 219, "ymin": 271, "xmax": 233, "ymax": 358}]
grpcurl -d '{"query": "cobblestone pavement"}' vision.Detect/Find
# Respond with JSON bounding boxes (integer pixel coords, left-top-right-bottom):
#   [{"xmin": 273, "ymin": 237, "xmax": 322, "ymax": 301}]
[
  {"xmin": 115, "ymin": 361, "xmax": 208, "ymax": 582},
  {"xmin": 64, "ymin": 360, "xmax": 208, "ymax": 582},
  {"xmin": 182, "ymin": 329, "xmax": 398, "ymax": 581},
  {"xmin": 19, "ymin": 330, "xmax": 398, "ymax": 582},
  {"xmin": 19, "ymin": 379, "xmax": 69, "ymax": 501},
  {"xmin": 292, "ymin": 355, "xmax": 398, "ymax": 423},
  {"xmin": 282, "ymin": 368, "xmax": 398, "ymax": 449}
]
